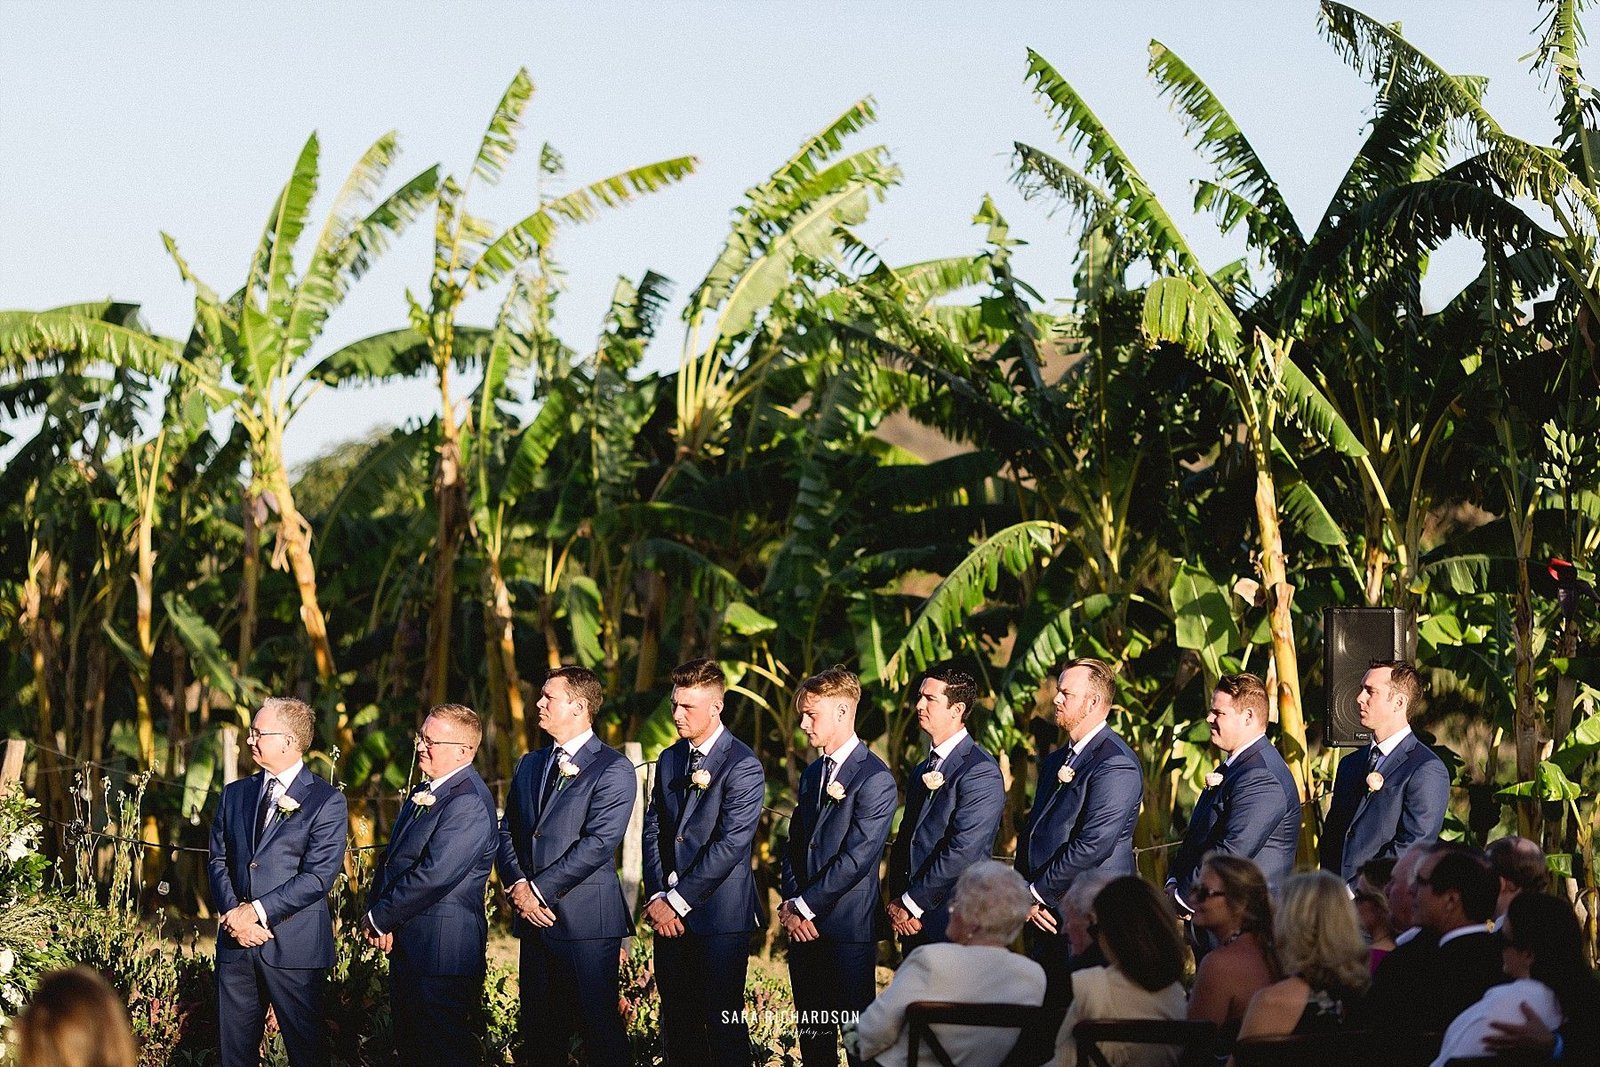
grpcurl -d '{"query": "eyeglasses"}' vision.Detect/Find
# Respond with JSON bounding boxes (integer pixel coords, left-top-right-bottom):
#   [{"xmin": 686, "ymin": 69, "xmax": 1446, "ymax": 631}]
[
  {"xmin": 1189, "ymin": 884, "xmax": 1227, "ymax": 904},
  {"xmin": 414, "ymin": 734, "xmax": 472, "ymax": 753},
  {"xmin": 246, "ymin": 729, "xmax": 288, "ymax": 743}
]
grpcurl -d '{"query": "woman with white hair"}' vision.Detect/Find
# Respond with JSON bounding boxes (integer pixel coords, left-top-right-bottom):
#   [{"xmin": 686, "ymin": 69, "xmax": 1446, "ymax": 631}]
[{"xmin": 853, "ymin": 860, "xmax": 1047, "ymax": 1067}]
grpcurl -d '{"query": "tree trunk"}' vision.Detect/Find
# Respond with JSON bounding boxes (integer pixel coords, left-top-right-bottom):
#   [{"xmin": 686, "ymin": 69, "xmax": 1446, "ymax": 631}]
[
  {"xmin": 1253, "ymin": 468, "xmax": 1309, "ymax": 801},
  {"xmin": 239, "ymin": 489, "xmax": 261, "ymax": 676},
  {"xmin": 1552, "ymin": 615, "xmax": 1580, "ymax": 750},
  {"xmin": 23, "ymin": 548, "xmax": 66, "ymax": 853},
  {"xmin": 266, "ymin": 473, "xmax": 338, "ymax": 683},
  {"xmin": 1512, "ymin": 526, "xmax": 1541, "ymax": 838},
  {"xmin": 482, "ymin": 555, "xmax": 527, "ymax": 773},
  {"xmin": 424, "ymin": 365, "xmax": 464, "ymax": 707},
  {"xmin": 134, "ymin": 513, "xmax": 158, "ymax": 769}
]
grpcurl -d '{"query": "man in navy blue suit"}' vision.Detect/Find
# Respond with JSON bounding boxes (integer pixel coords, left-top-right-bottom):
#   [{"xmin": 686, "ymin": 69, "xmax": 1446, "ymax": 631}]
[
  {"xmin": 1167, "ymin": 672, "xmax": 1301, "ymax": 917},
  {"xmin": 642, "ymin": 658, "xmax": 765, "ymax": 1067},
  {"xmin": 779, "ymin": 667, "xmax": 897, "ymax": 1067},
  {"xmin": 1014, "ymin": 657, "xmax": 1143, "ymax": 1009},
  {"xmin": 209, "ymin": 696, "xmax": 348, "ymax": 1067},
  {"xmin": 362, "ymin": 704, "xmax": 499, "ymax": 1067},
  {"xmin": 498, "ymin": 666, "xmax": 637, "ymax": 1067},
  {"xmin": 885, "ymin": 665, "xmax": 1005, "ymax": 953},
  {"xmin": 1320, "ymin": 660, "xmax": 1449, "ymax": 889}
]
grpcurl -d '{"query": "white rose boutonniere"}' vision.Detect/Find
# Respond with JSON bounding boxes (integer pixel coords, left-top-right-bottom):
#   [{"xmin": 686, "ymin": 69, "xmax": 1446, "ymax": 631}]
[
  {"xmin": 1366, "ymin": 771, "xmax": 1385, "ymax": 792},
  {"xmin": 1204, "ymin": 770, "xmax": 1224, "ymax": 789},
  {"xmin": 275, "ymin": 794, "xmax": 301, "ymax": 821},
  {"xmin": 557, "ymin": 756, "xmax": 580, "ymax": 789},
  {"xmin": 825, "ymin": 780, "xmax": 846, "ymax": 803},
  {"xmin": 1058, "ymin": 764, "xmax": 1076, "ymax": 784},
  {"xmin": 921, "ymin": 770, "xmax": 946, "ymax": 791},
  {"xmin": 690, "ymin": 768, "xmax": 713, "ymax": 791},
  {"xmin": 412, "ymin": 790, "xmax": 437, "ymax": 809}
]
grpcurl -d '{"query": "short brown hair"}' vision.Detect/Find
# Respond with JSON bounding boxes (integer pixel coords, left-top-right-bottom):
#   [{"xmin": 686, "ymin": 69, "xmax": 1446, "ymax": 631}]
[
  {"xmin": 795, "ymin": 666, "xmax": 861, "ymax": 712},
  {"xmin": 547, "ymin": 666, "xmax": 603, "ymax": 719},
  {"xmin": 1059, "ymin": 658, "xmax": 1116, "ymax": 708},
  {"xmin": 1487, "ymin": 836, "xmax": 1548, "ymax": 894},
  {"xmin": 671, "ymin": 657, "xmax": 726, "ymax": 693},
  {"xmin": 426, "ymin": 703, "xmax": 483, "ymax": 744},
  {"xmin": 923, "ymin": 665, "xmax": 979, "ymax": 721},
  {"xmin": 1216, "ymin": 672, "xmax": 1270, "ymax": 724},
  {"xmin": 262, "ymin": 696, "xmax": 316, "ymax": 753},
  {"xmin": 1371, "ymin": 659, "xmax": 1422, "ymax": 714}
]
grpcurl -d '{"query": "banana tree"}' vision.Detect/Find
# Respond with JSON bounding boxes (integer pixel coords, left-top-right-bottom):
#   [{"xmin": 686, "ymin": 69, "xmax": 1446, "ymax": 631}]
[{"xmin": 161, "ymin": 131, "xmax": 438, "ymax": 744}]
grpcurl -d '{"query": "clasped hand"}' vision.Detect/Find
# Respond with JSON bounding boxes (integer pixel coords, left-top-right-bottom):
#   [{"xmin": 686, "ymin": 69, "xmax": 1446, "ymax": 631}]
[
  {"xmin": 221, "ymin": 903, "xmax": 274, "ymax": 948},
  {"xmin": 778, "ymin": 900, "xmax": 819, "ymax": 943},
  {"xmin": 506, "ymin": 880, "xmax": 557, "ymax": 928},
  {"xmin": 643, "ymin": 895, "xmax": 685, "ymax": 938},
  {"xmin": 886, "ymin": 900, "xmax": 922, "ymax": 937},
  {"xmin": 1026, "ymin": 902, "xmax": 1059, "ymax": 933}
]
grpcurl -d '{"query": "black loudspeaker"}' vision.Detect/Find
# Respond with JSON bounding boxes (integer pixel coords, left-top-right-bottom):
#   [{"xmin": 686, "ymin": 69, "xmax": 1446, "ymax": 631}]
[{"xmin": 1322, "ymin": 607, "xmax": 1416, "ymax": 747}]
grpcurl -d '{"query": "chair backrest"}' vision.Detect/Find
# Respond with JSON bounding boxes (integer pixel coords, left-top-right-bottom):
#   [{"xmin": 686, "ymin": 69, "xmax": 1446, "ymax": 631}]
[
  {"xmin": 905, "ymin": 1001, "xmax": 1053, "ymax": 1067},
  {"xmin": 1072, "ymin": 1019, "xmax": 1218, "ymax": 1067},
  {"xmin": 1232, "ymin": 1029, "xmax": 1443, "ymax": 1067}
]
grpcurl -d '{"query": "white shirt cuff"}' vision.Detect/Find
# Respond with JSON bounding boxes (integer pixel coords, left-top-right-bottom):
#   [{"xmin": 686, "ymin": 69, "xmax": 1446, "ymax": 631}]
[
  {"xmin": 792, "ymin": 896, "xmax": 816, "ymax": 921},
  {"xmin": 529, "ymin": 880, "xmax": 549, "ymax": 907},
  {"xmin": 1030, "ymin": 885, "xmax": 1047, "ymax": 908},
  {"xmin": 251, "ymin": 900, "xmax": 270, "ymax": 929},
  {"xmin": 666, "ymin": 888, "xmax": 692, "ymax": 916},
  {"xmin": 900, "ymin": 892, "xmax": 923, "ymax": 918},
  {"xmin": 364, "ymin": 911, "xmax": 385, "ymax": 937}
]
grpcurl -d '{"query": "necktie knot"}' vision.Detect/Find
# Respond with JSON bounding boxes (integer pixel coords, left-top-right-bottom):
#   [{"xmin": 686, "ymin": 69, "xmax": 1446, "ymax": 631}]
[
  {"xmin": 1367, "ymin": 745, "xmax": 1382, "ymax": 771},
  {"xmin": 927, "ymin": 751, "xmax": 943, "ymax": 774}
]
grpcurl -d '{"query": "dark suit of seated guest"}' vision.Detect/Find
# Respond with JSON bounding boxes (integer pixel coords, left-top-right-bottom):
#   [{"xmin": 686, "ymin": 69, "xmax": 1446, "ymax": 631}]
[
  {"xmin": 852, "ymin": 861, "xmax": 1046, "ymax": 1067},
  {"xmin": 1237, "ymin": 872, "xmax": 1370, "ymax": 1043},
  {"xmin": 1362, "ymin": 845, "xmax": 1505, "ymax": 1036}
]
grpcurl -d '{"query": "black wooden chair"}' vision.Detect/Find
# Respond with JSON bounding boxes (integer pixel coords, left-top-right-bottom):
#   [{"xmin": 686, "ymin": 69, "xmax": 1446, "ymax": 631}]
[
  {"xmin": 1232, "ymin": 1028, "xmax": 1443, "ymax": 1067},
  {"xmin": 1072, "ymin": 1019, "xmax": 1218, "ymax": 1067},
  {"xmin": 903, "ymin": 1000, "xmax": 1055, "ymax": 1067}
]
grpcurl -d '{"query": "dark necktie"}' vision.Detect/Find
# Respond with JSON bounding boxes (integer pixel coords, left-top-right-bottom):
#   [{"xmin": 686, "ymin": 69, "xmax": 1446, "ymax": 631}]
[
  {"xmin": 256, "ymin": 777, "xmax": 279, "ymax": 843},
  {"xmin": 1368, "ymin": 745, "xmax": 1382, "ymax": 772},
  {"xmin": 541, "ymin": 748, "xmax": 564, "ymax": 807},
  {"xmin": 927, "ymin": 751, "xmax": 943, "ymax": 775},
  {"xmin": 819, "ymin": 756, "xmax": 836, "ymax": 806}
]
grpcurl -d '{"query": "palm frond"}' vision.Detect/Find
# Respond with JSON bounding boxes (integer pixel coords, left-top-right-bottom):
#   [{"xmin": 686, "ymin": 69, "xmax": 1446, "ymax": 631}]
[{"xmin": 472, "ymin": 68, "xmax": 535, "ymax": 188}]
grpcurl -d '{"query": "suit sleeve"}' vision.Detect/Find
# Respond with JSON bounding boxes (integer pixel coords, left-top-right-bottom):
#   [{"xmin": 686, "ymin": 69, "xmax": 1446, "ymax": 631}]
[
  {"xmin": 855, "ymin": 946, "xmax": 931, "ymax": 1061},
  {"xmin": 1393, "ymin": 756, "xmax": 1449, "ymax": 855},
  {"xmin": 904, "ymin": 760, "xmax": 1005, "ymax": 914},
  {"xmin": 207, "ymin": 788, "xmax": 241, "ymax": 914},
  {"xmin": 673, "ymin": 756, "xmax": 765, "ymax": 908},
  {"xmin": 1030, "ymin": 753, "xmax": 1142, "ymax": 908},
  {"xmin": 495, "ymin": 755, "xmax": 532, "ymax": 886},
  {"xmin": 531, "ymin": 756, "xmax": 636, "ymax": 902},
  {"xmin": 1214, "ymin": 766, "xmax": 1289, "ymax": 861},
  {"xmin": 253, "ymin": 789, "xmax": 348, "ymax": 926},
  {"xmin": 641, "ymin": 761, "xmax": 668, "ymax": 898},
  {"xmin": 781, "ymin": 768, "xmax": 810, "ymax": 901},
  {"xmin": 368, "ymin": 791, "xmax": 495, "ymax": 933},
  {"xmin": 798, "ymin": 769, "xmax": 897, "ymax": 919}
]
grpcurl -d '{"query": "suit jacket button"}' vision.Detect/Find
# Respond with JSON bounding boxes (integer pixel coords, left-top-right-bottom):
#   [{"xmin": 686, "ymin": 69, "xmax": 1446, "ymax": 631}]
[
  {"xmin": 533, "ymin": 831, "xmax": 541, "ymax": 838},
  {"xmin": 249, "ymin": 862, "xmax": 258, "ymax": 869},
  {"xmin": 675, "ymin": 835, "xmax": 684, "ymax": 843}
]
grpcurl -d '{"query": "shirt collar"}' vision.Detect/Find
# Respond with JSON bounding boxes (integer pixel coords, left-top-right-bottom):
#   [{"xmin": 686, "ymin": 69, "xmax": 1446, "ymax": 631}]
[
  {"xmin": 932, "ymin": 728, "xmax": 968, "ymax": 761},
  {"xmin": 1439, "ymin": 922, "xmax": 1493, "ymax": 947},
  {"xmin": 1070, "ymin": 720, "xmax": 1108, "ymax": 756},
  {"xmin": 1394, "ymin": 925, "xmax": 1422, "ymax": 946},
  {"xmin": 558, "ymin": 729, "xmax": 595, "ymax": 758},
  {"xmin": 1224, "ymin": 732, "xmax": 1267, "ymax": 767},
  {"xmin": 692, "ymin": 723, "xmax": 725, "ymax": 757},
  {"xmin": 1375, "ymin": 724, "xmax": 1413, "ymax": 758},
  {"xmin": 425, "ymin": 763, "xmax": 469, "ymax": 792},
  {"xmin": 265, "ymin": 761, "xmax": 303, "ymax": 790},
  {"xmin": 824, "ymin": 734, "xmax": 861, "ymax": 767}
]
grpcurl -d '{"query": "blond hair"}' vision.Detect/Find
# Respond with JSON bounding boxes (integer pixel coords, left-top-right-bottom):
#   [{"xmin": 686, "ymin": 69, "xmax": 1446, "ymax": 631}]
[
  {"xmin": 261, "ymin": 696, "xmax": 316, "ymax": 753},
  {"xmin": 1274, "ymin": 872, "xmax": 1371, "ymax": 997},
  {"xmin": 427, "ymin": 703, "xmax": 483, "ymax": 744},
  {"xmin": 794, "ymin": 666, "xmax": 861, "ymax": 712}
]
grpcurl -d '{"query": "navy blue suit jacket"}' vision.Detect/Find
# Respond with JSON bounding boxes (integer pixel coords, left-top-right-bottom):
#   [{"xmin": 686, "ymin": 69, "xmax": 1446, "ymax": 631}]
[
  {"xmin": 1320, "ymin": 731, "xmax": 1449, "ymax": 886},
  {"xmin": 208, "ymin": 766, "xmax": 347, "ymax": 969},
  {"xmin": 642, "ymin": 730, "xmax": 765, "ymax": 935},
  {"xmin": 496, "ymin": 734, "xmax": 636, "ymax": 942},
  {"xmin": 1015, "ymin": 726, "xmax": 1142, "ymax": 912},
  {"xmin": 781, "ymin": 743, "xmax": 897, "ymax": 942},
  {"xmin": 1169, "ymin": 736, "xmax": 1301, "ymax": 901},
  {"xmin": 366, "ymin": 765, "xmax": 498, "ymax": 977},
  {"xmin": 885, "ymin": 734, "xmax": 1005, "ymax": 941}
]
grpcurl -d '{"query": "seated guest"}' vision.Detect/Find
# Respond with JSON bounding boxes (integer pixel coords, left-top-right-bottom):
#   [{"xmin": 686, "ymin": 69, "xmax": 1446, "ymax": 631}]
[
  {"xmin": 1354, "ymin": 857, "xmax": 1397, "ymax": 970},
  {"xmin": 1187, "ymin": 855, "xmax": 1278, "ymax": 1032},
  {"xmin": 853, "ymin": 861, "xmax": 1046, "ymax": 1067},
  {"xmin": 1053, "ymin": 877, "xmax": 1188, "ymax": 1067},
  {"xmin": 1431, "ymin": 891, "xmax": 1600, "ymax": 1066},
  {"xmin": 15, "ymin": 966, "xmax": 138, "ymax": 1067},
  {"xmin": 1486, "ymin": 835, "xmax": 1547, "ymax": 929},
  {"xmin": 1062, "ymin": 870, "xmax": 1118, "ymax": 976},
  {"xmin": 1363, "ymin": 844, "xmax": 1504, "ymax": 1034},
  {"xmin": 1236, "ymin": 872, "xmax": 1370, "ymax": 1045}
]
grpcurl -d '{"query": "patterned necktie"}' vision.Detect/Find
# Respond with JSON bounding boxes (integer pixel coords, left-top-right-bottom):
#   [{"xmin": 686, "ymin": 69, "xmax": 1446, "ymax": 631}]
[
  {"xmin": 819, "ymin": 756, "xmax": 836, "ymax": 806},
  {"xmin": 927, "ymin": 751, "xmax": 943, "ymax": 775},
  {"xmin": 541, "ymin": 748, "xmax": 564, "ymax": 806},
  {"xmin": 1368, "ymin": 745, "xmax": 1382, "ymax": 772},
  {"xmin": 687, "ymin": 748, "xmax": 705, "ymax": 789},
  {"xmin": 256, "ymin": 777, "xmax": 279, "ymax": 841}
]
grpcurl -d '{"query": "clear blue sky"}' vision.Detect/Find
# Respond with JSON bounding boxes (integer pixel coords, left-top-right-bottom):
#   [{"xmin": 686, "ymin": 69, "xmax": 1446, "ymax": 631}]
[{"xmin": 1, "ymin": 2, "xmax": 1559, "ymax": 466}]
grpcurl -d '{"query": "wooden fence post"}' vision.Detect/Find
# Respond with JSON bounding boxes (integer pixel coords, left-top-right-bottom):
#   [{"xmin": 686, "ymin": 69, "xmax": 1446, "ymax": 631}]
[
  {"xmin": 621, "ymin": 741, "xmax": 647, "ymax": 918},
  {"xmin": 220, "ymin": 725, "xmax": 240, "ymax": 786}
]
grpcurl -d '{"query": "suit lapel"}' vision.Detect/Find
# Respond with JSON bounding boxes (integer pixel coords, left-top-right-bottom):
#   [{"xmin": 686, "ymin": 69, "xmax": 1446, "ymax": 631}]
[
  {"xmin": 534, "ymin": 735, "xmax": 601, "ymax": 833},
  {"xmin": 679, "ymin": 732, "xmax": 726, "ymax": 827},
  {"xmin": 913, "ymin": 735, "xmax": 972, "ymax": 838},
  {"xmin": 254, "ymin": 766, "xmax": 310, "ymax": 853},
  {"xmin": 1351, "ymin": 734, "xmax": 1412, "ymax": 826},
  {"xmin": 816, "ymin": 744, "xmax": 872, "ymax": 835}
]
